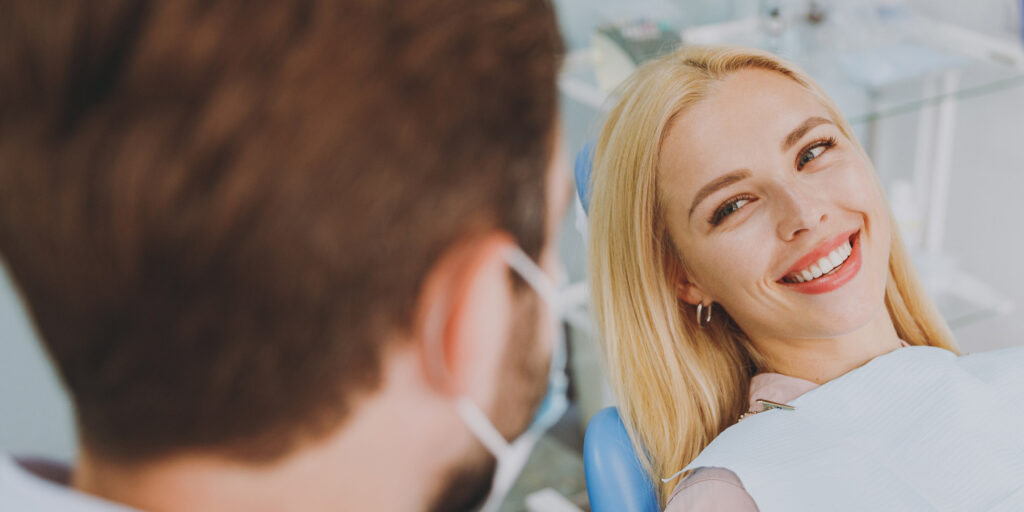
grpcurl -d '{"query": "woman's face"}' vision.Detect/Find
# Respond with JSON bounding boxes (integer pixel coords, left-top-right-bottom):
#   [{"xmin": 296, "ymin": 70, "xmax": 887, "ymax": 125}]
[{"xmin": 659, "ymin": 68, "xmax": 891, "ymax": 343}]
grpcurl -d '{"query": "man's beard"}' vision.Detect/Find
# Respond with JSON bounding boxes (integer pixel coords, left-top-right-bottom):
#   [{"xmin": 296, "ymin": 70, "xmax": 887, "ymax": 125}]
[
  {"xmin": 426, "ymin": 451, "xmax": 496, "ymax": 512},
  {"xmin": 427, "ymin": 291, "xmax": 551, "ymax": 512}
]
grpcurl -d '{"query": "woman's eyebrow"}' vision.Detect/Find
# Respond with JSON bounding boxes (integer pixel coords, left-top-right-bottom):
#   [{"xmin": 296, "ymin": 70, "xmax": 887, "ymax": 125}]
[
  {"xmin": 782, "ymin": 116, "xmax": 833, "ymax": 151},
  {"xmin": 688, "ymin": 169, "xmax": 751, "ymax": 220},
  {"xmin": 685, "ymin": 117, "xmax": 834, "ymax": 222}
]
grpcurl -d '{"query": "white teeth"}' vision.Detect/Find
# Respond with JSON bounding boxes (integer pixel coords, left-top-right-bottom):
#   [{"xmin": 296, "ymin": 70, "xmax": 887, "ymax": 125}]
[
  {"xmin": 828, "ymin": 250, "xmax": 844, "ymax": 267},
  {"xmin": 784, "ymin": 239, "xmax": 854, "ymax": 283},
  {"xmin": 816, "ymin": 255, "xmax": 833, "ymax": 271}
]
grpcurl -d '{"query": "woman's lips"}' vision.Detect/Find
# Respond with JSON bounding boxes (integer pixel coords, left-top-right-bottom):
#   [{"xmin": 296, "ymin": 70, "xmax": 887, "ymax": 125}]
[
  {"xmin": 778, "ymin": 231, "xmax": 862, "ymax": 295},
  {"xmin": 779, "ymin": 229, "xmax": 860, "ymax": 281}
]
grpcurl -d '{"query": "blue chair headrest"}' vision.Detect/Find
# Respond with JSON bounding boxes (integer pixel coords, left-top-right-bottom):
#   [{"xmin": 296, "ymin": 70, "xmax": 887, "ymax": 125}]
[
  {"xmin": 574, "ymin": 140, "xmax": 595, "ymax": 214},
  {"xmin": 583, "ymin": 407, "xmax": 659, "ymax": 512}
]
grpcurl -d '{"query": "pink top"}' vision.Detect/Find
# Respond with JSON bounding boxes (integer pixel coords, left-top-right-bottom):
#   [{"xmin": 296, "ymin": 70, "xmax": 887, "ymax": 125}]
[{"xmin": 663, "ymin": 341, "xmax": 910, "ymax": 512}]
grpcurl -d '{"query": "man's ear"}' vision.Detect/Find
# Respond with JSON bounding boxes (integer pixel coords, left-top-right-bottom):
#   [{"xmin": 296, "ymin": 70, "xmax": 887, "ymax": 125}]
[{"xmin": 411, "ymin": 232, "xmax": 517, "ymax": 399}]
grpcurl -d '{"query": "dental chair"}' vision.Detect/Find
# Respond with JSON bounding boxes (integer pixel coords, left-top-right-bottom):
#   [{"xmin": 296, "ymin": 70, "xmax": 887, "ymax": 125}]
[
  {"xmin": 583, "ymin": 407, "xmax": 660, "ymax": 512},
  {"xmin": 574, "ymin": 142, "xmax": 660, "ymax": 512}
]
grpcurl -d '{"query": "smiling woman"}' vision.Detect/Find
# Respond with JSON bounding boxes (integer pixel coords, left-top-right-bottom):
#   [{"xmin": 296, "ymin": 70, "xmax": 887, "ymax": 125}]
[{"xmin": 586, "ymin": 46, "xmax": 976, "ymax": 510}]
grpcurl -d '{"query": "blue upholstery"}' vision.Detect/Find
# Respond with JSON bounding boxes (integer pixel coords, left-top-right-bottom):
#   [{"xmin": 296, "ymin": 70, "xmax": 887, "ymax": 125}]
[
  {"xmin": 583, "ymin": 407, "xmax": 660, "ymax": 512},
  {"xmin": 573, "ymin": 140, "xmax": 595, "ymax": 214}
]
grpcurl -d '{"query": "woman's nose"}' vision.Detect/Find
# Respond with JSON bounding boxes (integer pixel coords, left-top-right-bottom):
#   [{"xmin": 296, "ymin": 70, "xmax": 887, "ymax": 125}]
[{"xmin": 775, "ymin": 184, "xmax": 828, "ymax": 241}]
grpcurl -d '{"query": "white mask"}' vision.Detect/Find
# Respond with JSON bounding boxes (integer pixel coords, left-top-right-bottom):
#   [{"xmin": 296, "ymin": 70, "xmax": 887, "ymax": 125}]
[{"xmin": 455, "ymin": 245, "xmax": 570, "ymax": 512}]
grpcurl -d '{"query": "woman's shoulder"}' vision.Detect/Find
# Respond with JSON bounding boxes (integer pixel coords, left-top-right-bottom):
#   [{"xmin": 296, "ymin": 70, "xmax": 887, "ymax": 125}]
[{"xmin": 663, "ymin": 466, "xmax": 759, "ymax": 512}]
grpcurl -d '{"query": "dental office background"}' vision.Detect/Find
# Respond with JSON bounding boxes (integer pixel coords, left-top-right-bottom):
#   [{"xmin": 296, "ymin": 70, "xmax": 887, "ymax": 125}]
[{"xmin": 3, "ymin": 0, "xmax": 1024, "ymax": 509}]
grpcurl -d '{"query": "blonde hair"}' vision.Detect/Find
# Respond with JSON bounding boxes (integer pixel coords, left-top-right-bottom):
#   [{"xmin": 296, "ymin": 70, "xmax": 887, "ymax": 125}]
[{"xmin": 587, "ymin": 46, "xmax": 961, "ymax": 505}]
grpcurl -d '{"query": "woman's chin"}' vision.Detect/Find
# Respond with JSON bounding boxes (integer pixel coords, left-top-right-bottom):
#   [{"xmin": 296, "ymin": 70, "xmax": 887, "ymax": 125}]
[{"xmin": 787, "ymin": 292, "xmax": 889, "ymax": 339}]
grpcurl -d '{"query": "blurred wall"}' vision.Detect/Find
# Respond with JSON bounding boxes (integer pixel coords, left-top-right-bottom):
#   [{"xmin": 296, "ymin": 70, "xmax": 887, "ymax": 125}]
[{"xmin": 0, "ymin": 262, "xmax": 75, "ymax": 459}]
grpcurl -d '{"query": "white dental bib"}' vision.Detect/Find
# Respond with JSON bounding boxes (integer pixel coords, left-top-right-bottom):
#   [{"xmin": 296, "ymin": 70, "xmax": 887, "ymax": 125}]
[{"xmin": 680, "ymin": 345, "xmax": 1024, "ymax": 511}]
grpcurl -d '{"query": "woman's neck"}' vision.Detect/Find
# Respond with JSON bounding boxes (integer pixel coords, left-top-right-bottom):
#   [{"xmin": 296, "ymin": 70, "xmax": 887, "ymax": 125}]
[{"xmin": 753, "ymin": 306, "xmax": 904, "ymax": 385}]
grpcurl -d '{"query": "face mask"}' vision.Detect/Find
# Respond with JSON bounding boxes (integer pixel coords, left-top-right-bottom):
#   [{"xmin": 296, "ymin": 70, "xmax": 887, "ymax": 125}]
[{"xmin": 454, "ymin": 245, "xmax": 570, "ymax": 512}]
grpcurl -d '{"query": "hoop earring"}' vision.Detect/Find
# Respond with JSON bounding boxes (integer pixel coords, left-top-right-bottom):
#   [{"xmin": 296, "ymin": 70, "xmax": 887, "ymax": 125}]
[{"xmin": 696, "ymin": 302, "xmax": 712, "ymax": 327}]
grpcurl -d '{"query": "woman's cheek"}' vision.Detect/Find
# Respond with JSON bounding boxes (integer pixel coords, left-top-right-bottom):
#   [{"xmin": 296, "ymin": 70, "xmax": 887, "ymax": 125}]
[
  {"xmin": 706, "ymin": 239, "xmax": 761, "ymax": 288},
  {"xmin": 817, "ymin": 162, "xmax": 872, "ymax": 208}
]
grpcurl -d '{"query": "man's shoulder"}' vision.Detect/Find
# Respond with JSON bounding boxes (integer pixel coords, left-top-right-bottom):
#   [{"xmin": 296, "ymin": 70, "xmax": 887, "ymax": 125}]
[
  {"xmin": 8, "ymin": 456, "xmax": 72, "ymax": 485},
  {"xmin": 0, "ymin": 454, "xmax": 135, "ymax": 512}
]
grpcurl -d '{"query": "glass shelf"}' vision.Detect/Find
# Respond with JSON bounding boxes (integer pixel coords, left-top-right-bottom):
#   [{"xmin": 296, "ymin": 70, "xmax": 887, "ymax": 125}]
[{"xmin": 560, "ymin": 16, "xmax": 1024, "ymax": 122}]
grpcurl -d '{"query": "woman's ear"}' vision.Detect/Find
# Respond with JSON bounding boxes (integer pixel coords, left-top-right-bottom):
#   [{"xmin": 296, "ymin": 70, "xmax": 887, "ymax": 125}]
[
  {"xmin": 665, "ymin": 249, "xmax": 710, "ymax": 306},
  {"xmin": 675, "ymin": 278, "xmax": 709, "ymax": 307}
]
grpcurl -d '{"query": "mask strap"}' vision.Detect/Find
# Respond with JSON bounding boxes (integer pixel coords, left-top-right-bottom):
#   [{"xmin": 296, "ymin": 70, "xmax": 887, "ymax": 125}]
[
  {"xmin": 503, "ymin": 245, "xmax": 570, "ymax": 426},
  {"xmin": 456, "ymin": 246, "xmax": 567, "ymax": 458},
  {"xmin": 502, "ymin": 248, "xmax": 560, "ymax": 309},
  {"xmin": 502, "ymin": 245, "xmax": 568, "ymax": 374},
  {"xmin": 456, "ymin": 396, "xmax": 512, "ymax": 458}
]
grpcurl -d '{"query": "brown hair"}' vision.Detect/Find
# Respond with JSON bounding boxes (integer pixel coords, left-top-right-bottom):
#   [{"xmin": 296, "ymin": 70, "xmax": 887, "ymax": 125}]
[{"xmin": 0, "ymin": 0, "xmax": 563, "ymax": 464}]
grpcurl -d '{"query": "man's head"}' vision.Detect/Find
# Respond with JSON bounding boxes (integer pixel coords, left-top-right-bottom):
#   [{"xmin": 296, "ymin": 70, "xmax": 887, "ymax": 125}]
[{"xmin": 0, "ymin": 0, "xmax": 565, "ymax": 505}]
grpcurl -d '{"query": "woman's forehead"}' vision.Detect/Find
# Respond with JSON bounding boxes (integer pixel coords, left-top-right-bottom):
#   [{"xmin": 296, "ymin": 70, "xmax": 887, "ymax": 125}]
[{"xmin": 660, "ymin": 69, "xmax": 832, "ymax": 191}]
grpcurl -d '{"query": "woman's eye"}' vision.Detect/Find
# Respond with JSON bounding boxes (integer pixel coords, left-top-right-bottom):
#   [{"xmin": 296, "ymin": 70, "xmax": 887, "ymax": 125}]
[
  {"xmin": 710, "ymin": 196, "xmax": 753, "ymax": 226},
  {"xmin": 797, "ymin": 137, "xmax": 837, "ymax": 170}
]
